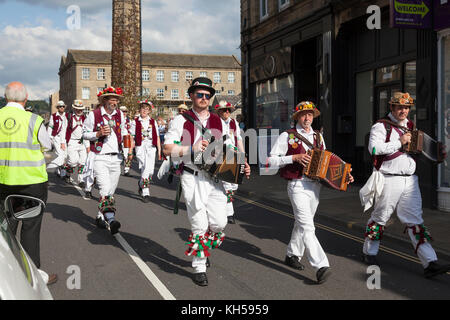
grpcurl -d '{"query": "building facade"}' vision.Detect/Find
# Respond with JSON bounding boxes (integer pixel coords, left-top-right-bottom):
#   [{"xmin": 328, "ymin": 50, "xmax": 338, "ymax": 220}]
[
  {"xmin": 241, "ymin": 0, "xmax": 444, "ymax": 209},
  {"xmin": 58, "ymin": 49, "xmax": 241, "ymax": 119}
]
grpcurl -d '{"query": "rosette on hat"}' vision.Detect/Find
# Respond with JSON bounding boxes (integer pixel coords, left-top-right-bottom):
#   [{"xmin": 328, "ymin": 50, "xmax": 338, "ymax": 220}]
[{"xmin": 291, "ymin": 101, "xmax": 320, "ymax": 120}]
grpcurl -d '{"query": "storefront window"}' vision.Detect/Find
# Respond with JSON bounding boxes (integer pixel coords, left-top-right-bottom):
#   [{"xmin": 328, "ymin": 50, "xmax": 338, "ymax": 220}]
[
  {"xmin": 255, "ymin": 74, "xmax": 294, "ymax": 131},
  {"xmin": 376, "ymin": 64, "xmax": 401, "ymax": 84},
  {"xmin": 355, "ymin": 71, "xmax": 373, "ymax": 147},
  {"xmin": 439, "ymin": 33, "xmax": 450, "ymax": 188},
  {"xmin": 404, "ymin": 60, "xmax": 417, "ymax": 122}
]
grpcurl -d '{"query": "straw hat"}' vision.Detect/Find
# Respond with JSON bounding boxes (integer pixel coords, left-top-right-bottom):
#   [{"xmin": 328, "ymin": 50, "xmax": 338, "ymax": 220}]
[
  {"xmin": 389, "ymin": 92, "xmax": 414, "ymax": 106},
  {"xmin": 97, "ymin": 87, "xmax": 123, "ymax": 100},
  {"xmin": 119, "ymin": 106, "xmax": 128, "ymax": 112},
  {"xmin": 214, "ymin": 100, "xmax": 235, "ymax": 112},
  {"xmin": 177, "ymin": 103, "xmax": 189, "ymax": 111},
  {"xmin": 138, "ymin": 99, "xmax": 154, "ymax": 109},
  {"xmin": 292, "ymin": 101, "xmax": 320, "ymax": 120},
  {"xmin": 72, "ymin": 99, "xmax": 85, "ymax": 110},
  {"xmin": 57, "ymin": 100, "xmax": 66, "ymax": 107}
]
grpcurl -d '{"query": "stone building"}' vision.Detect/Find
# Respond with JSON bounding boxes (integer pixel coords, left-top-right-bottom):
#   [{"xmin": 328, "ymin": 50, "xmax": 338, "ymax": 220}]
[{"xmin": 58, "ymin": 49, "xmax": 241, "ymax": 120}]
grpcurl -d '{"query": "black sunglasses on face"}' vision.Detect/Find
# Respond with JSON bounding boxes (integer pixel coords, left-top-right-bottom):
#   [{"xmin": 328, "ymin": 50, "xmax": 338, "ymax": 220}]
[{"xmin": 195, "ymin": 93, "xmax": 211, "ymax": 100}]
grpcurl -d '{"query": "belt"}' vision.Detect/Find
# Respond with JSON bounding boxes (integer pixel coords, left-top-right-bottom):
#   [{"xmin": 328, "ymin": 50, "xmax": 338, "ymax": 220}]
[
  {"xmin": 183, "ymin": 166, "xmax": 198, "ymax": 176},
  {"xmin": 383, "ymin": 173, "xmax": 412, "ymax": 177},
  {"xmin": 103, "ymin": 152, "xmax": 119, "ymax": 156}
]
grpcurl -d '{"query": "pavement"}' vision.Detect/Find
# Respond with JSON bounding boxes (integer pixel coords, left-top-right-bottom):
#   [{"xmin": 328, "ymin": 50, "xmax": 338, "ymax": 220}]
[{"xmin": 237, "ymin": 165, "xmax": 450, "ymax": 261}]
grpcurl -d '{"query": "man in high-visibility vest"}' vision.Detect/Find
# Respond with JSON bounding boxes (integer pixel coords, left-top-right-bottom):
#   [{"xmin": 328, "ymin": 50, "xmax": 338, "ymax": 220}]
[{"xmin": 0, "ymin": 81, "xmax": 57, "ymax": 285}]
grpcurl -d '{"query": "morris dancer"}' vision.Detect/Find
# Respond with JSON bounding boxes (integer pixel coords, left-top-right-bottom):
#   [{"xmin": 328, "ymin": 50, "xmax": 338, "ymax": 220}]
[
  {"xmin": 83, "ymin": 87, "xmax": 127, "ymax": 234},
  {"xmin": 120, "ymin": 105, "xmax": 134, "ymax": 177},
  {"xmin": 47, "ymin": 100, "xmax": 68, "ymax": 178},
  {"xmin": 82, "ymin": 102, "xmax": 102, "ymax": 199},
  {"xmin": 63, "ymin": 100, "xmax": 89, "ymax": 186},
  {"xmin": 164, "ymin": 77, "xmax": 250, "ymax": 286},
  {"xmin": 268, "ymin": 101, "xmax": 353, "ymax": 284},
  {"xmin": 215, "ymin": 100, "xmax": 244, "ymax": 224},
  {"xmin": 360, "ymin": 92, "xmax": 450, "ymax": 278},
  {"xmin": 130, "ymin": 100, "xmax": 161, "ymax": 203}
]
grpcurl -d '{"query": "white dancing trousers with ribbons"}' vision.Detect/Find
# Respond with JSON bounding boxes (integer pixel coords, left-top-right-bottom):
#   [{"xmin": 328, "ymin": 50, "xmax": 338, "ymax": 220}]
[
  {"xmin": 181, "ymin": 170, "xmax": 227, "ymax": 273},
  {"xmin": 47, "ymin": 138, "xmax": 67, "ymax": 169},
  {"xmin": 67, "ymin": 140, "xmax": 87, "ymax": 183},
  {"xmin": 136, "ymin": 142, "xmax": 157, "ymax": 196},
  {"xmin": 93, "ymin": 154, "xmax": 122, "ymax": 198},
  {"xmin": 122, "ymin": 147, "xmax": 130, "ymax": 173},
  {"xmin": 82, "ymin": 151, "xmax": 95, "ymax": 192},
  {"xmin": 362, "ymin": 175, "xmax": 437, "ymax": 267},
  {"xmin": 286, "ymin": 179, "xmax": 330, "ymax": 271}
]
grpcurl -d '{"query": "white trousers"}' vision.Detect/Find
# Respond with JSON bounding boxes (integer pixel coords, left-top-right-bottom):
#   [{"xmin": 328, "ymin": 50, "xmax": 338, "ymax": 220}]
[
  {"xmin": 48, "ymin": 138, "xmax": 67, "ymax": 168},
  {"xmin": 181, "ymin": 170, "xmax": 227, "ymax": 273},
  {"xmin": 136, "ymin": 142, "xmax": 156, "ymax": 196},
  {"xmin": 223, "ymin": 181, "xmax": 238, "ymax": 217},
  {"xmin": 94, "ymin": 154, "xmax": 122, "ymax": 198},
  {"xmin": 67, "ymin": 140, "xmax": 87, "ymax": 183},
  {"xmin": 363, "ymin": 175, "xmax": 437, "ymax": 267},
  {"xmin": 287, "ymin": 179, "xmax": 329, "ymax": 271}
]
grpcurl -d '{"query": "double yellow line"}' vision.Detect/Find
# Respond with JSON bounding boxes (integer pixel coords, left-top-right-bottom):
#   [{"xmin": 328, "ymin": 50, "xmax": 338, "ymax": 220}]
[{"xmin": 235, "ymin": 194, "xmax": 422, "ymax": 265}]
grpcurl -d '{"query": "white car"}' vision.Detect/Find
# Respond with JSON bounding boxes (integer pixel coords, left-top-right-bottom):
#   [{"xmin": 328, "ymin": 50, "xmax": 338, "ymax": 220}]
[{"xmin": 0, "ymin": 195, "xmax": 53, "ymax": 300}]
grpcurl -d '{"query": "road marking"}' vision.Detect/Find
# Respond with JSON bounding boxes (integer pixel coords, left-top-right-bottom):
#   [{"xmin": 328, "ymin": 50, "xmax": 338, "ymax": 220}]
[
  {"xmin": 234, "ymin": 195, "xmax": 425, "ymax": 266},
  {"xmin": 70, "ymin": 181, "xmax": 177, "ymax": 300},
  {"xmin": 114, "ymin": 233, "xmax": 176, "ymax": 300}
]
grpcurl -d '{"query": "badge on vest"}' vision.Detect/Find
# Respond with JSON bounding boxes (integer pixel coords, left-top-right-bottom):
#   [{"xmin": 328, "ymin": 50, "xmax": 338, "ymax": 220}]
[{"xmin": 288, "ymin": 133, "xmax": 300, "ymax": 149}]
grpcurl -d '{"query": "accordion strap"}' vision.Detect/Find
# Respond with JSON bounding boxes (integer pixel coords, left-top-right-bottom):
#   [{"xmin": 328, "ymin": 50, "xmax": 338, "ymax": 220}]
[
  {"xmin": 182, "ymin": 112, "xmax": 215, "ymax": 143},
  {"xmin": 377, "ymin": 119, "xmax": 412, "ymax": 132}
]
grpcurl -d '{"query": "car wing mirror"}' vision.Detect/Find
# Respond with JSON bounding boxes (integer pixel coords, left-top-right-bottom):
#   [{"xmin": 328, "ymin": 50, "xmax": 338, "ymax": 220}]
[{"xmin": 5, "ymin": 195, "xmax": 45, "ymax": 220}]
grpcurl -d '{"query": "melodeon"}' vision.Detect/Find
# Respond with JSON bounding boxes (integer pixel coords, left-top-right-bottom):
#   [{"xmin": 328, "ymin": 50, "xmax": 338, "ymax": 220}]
[
  {"xmin": 193, "ymin": 145, "xmax": 246, "ymax": 184},
  {"xmin": 304, "ymin": 149, "xmax": 352, "ymax": 191},
  {"xmin": 404, "ymin": 130, "xmax": 445, "ymax": 163}
]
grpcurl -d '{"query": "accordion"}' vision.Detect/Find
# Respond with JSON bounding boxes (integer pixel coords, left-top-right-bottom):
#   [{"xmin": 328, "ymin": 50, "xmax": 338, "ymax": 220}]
[
  {"xmin": 404, "ymin": 130, "xmax": 444, "ymax": 163},
  {"xmin": 304, "ymin": 149, "xmax": 352, "ymax": 191},
  {"xmin": 192, "ymin": 144, "xmax": 246, "ymax": 184}
]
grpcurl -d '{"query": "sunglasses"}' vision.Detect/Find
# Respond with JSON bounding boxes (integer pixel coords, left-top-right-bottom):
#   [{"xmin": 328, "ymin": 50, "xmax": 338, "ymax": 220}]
[
  {"xmin": 219, "ymin": 108, "xmax": 232, "ymax": 113},
  {"xmin": 195, "ymin": 93, "xmax": 211, "ymax": 100}
]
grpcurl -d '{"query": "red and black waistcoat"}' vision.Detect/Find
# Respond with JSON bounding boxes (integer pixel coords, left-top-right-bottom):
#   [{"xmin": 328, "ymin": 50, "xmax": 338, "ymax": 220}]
[
  {"xmin": 372, "ymin": 117, "xmax": 415, "ymax": 171},
  {"xmin": 90, "ymin": 108, "xmax": 122, "ymax": 154},
  {"xmin": 279, "ymin": 128, "xmax": 324, "ymax": 180},
  {"xmin": 65, "ymin": 114, "xmax": 86, "ymax": 144},
  {"xmin": 134, "ymin": 117, "xmax": 157, "ymax": 147},
  {"xmin": 51, "ymin": 113, "xmax": 65, "ymax": 137},
  {"xmin": 180, "ymin": 110, "xmax": 223, "ymax": 146}
]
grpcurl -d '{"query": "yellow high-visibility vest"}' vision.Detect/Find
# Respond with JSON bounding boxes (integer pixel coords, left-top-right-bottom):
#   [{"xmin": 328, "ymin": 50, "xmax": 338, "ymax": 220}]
[{"xmin": 0, "ymin": 106, "xmax": 47, "ymax": 185}]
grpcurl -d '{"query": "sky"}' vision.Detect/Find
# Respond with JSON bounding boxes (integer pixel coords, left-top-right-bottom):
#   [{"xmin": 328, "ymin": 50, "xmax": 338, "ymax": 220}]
[{"xmin": 0, "ymin": 0, "xmax": 241, "ymax": 100}]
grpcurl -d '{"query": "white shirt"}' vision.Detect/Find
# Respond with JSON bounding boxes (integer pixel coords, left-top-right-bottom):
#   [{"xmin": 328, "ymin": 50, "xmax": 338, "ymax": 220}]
[
  {"xmin": 5, "ymin": 102, "xmax": 52, "ymax": 151},
  {"xmin": 130, "ymin": 116, "xmax": 159, "ymax": 144},
  {"xmin": 82, "ymin": 107, "xmax": 128, "ymax": 155},
  {"xmin": 368, "ymin": 112, "xmax": 416, "ymax": 175},
  {"xmin": 268, "ymin": 123, "xmax": 325, "ymax": 181},
  {"xmin": 47, "ymin": 111, "xmax": 68, "ymax": 143}
]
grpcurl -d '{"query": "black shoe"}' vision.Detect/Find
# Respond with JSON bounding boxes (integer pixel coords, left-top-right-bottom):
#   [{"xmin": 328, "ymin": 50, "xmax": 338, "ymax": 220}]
[
  {"xmin": 124, "ymin": 171, "xmax": 130, "ymax": 177},
  {"xmin": 424, "ymin": 261, "xmax": 450, "ymax": 279},
  {"xmin": 95, "ymin": 217, "xmax": 106, "ymax": 229},
  {"xmin": 316, "ymin": 267, "xmax": 331, "ymax": 284},
  {"xmin": 284, "ymin": 255, "xmax": 305, "ymax": 270},
  {"xmin": 206, "ymin": 257, "xmax": 211, "ymax": 268},
  {"xmin": 227, "ymin": 216, "xmax": 236, "ymax": 224},
  {"xmin": 362, "ymin": 254, "xmax": 379, "ymax": 266},
  {"xmin": 138, "ymin": 181, "xmax": 142, "ymax": 196},
  {"xmin": 142, "ymin": 196, "xmax": 150, "ymax": 203},
  {"xmin": 64, "ymin": 176, "xmax": 71, "ymax": 183},
  {"xmin": 84, "ymin": 191, "xmax": 92, "ymax": 199},
  {"xmin": 109, "ymin": 220, "xmax": 121, "ymax": 235},
  {"xmin": 78, "ymin": 181, "xmax": 85, "ymax": 189},
  {"xmin": 193, "ymin": 272, "xmax": 208, "ymax": 286}
]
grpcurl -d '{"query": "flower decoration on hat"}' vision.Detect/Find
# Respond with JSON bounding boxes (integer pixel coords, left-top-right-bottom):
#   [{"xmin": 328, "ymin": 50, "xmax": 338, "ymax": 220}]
[
  {"xmin": 97, "ymin": 86, "xmax": 123, "ymax": 98},
  {"xmin": 139, "ymin": 99, "xmax": 154, "ymax": 108},
  {"xmin": 292, "ymin": 101, "xmax": 320, "ymax": 119},
  {"xmin": 389, "ymin": 92, "xmax": 414, "ymax": 106}
]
